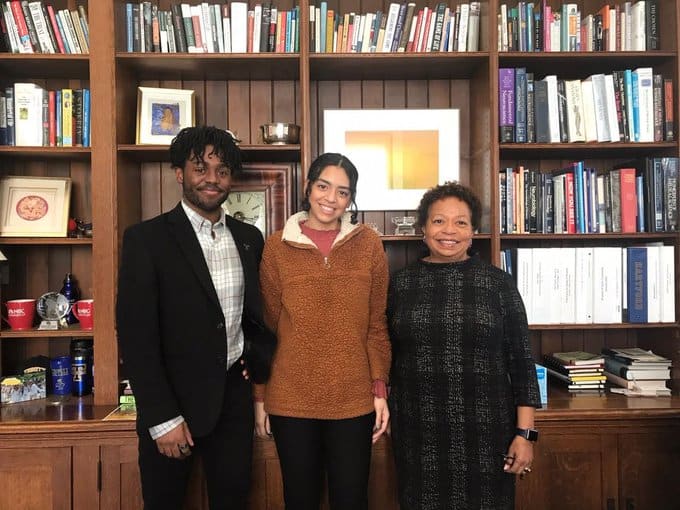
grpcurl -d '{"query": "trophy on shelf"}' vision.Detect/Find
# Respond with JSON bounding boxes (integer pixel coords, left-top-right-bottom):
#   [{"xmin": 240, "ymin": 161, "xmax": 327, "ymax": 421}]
[
  {"xmin": 36, "ymin": 292, "xmax": 71, "ymax": 330},
  {"xmin": 392, "ymin": 216, "xmax": 416, "ymax": 236}
]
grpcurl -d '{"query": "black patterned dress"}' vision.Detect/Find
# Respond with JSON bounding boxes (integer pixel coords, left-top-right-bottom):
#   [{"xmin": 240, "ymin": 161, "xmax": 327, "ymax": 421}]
[{"xmin": 387, "ymin": 256, "xmax": 541, "ymax": 510}]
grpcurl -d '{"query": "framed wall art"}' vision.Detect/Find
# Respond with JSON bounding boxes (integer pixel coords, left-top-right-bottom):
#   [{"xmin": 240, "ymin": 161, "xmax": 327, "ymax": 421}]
[
  {"xmin": 136, "ymin": 86, "xmax": 195, "ymax": 144},
  {"xmin": 223, "ymin": 163, "xmax": 295, "ymax": 237},
  {"xmin": 323, "ymin": 109, "xmax": 459, "ymax": 210},
  {"xmin": 0, "ymin": 176, "xmax": 72, "ymax": 237}
]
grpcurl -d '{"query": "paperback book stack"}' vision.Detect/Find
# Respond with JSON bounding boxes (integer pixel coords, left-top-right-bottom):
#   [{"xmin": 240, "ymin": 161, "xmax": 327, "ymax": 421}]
[
  {"xmin": 543, "ymin": 351, "xmax": 606, "ymax": 393},
  {"xmin": 602, "ymin": 347, "xmax": 672, "ymax": 396}
]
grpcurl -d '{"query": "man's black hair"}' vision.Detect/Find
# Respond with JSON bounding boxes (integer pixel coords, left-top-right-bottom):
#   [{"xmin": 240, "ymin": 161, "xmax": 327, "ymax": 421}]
[{"xmin": 169, "ymin": 126, "xmax": 242, "ymax": 176}]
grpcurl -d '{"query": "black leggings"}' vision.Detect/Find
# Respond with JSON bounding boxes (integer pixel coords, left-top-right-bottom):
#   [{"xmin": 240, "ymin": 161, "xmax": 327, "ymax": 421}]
[{"xmin": 269, "ymin": 412, "xmax": 375, "ymax": 510}]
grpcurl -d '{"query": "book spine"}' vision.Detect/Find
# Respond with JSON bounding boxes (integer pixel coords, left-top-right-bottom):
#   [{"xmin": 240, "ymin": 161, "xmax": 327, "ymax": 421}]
[{"xmin": 499, "ymin": 68, "xmax": 515, "ymax": 142}]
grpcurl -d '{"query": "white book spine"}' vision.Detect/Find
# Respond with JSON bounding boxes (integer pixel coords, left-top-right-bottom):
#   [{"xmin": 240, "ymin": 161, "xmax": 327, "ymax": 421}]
[
  {"xmin": 565, "ymin": 79, "xmax": 585, "ymax": 142},
  {"xmin": 230, "ymin": 2, "xmax": 248, "ymax": 53},
  {"xmin": 645, "ymin": 245, "xmax": 660, "ymax": 322},
  {"xmin": 631, "ymin": 0, "xmax": 646, "ymax": 51},
  {"xmin": 222, "ymin": 15, "xmax": 231, "ymax": 52},
  {"xmin": 635, "ymin": 67, "xmax": 654, "ymax": 142},
  {"xmin": 574, "ymin": 247, "xmax": 594, "ymax": 323},
  {"xmin": 604, "ymin": 74, "xmax": 621, "ymax": 142},
  {"xmin": 456, "ymin": 3, "xmax": 469, "ymax": 52},
  {"xmin": 500, "ymin": 4, "xmax": 508, "ymax": 51},
  {"xmin": 544, "ymin": 75, "xmax": 561, "ymax": 143},
  {"xmin": 382, "ymin": 3, "xmax": 401, "ymax": 53},
  {"xmin": 467, "ymin": 1, "xmax": 480, "ymax": 51},
  {"xmin": 592, "ymin": 247, "xmax": 623, "ymax": 324},
  {"xmin": 516, "ymin": 248, "xmax": 533, "ymax": 324},
  {"xmin": 558, "ymin": 247, "xmax": 576, "ymax": 323},
  {"xmin": 252, "ymin": 4, "xmax": 262, "ymax": 53},
  {"xmin": 660, "ymin": 245, "xmax": 675, "ymax": 322},
  {"xmin": 590, "ymin": 74, "xmax": 611, "ymax": 142},
  {"xmin": 13, "ymin": 83, "xmax": 43, "ymax": 146}
]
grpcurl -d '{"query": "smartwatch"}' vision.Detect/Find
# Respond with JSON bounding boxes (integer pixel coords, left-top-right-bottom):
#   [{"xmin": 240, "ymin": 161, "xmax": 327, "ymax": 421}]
[{"xmin": 516, "ymin": 428, "xmax": 539, "ymax": 442}]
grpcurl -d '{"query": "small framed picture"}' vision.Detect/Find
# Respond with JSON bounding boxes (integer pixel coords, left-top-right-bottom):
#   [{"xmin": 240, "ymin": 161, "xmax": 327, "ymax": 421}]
[
  {"xmin": 0, "ymin": 176, "xmax": 72, "ymax": 237},
  {"xmin": 136, "ymin": 86, "xmax": 195, "ymax": 145}
]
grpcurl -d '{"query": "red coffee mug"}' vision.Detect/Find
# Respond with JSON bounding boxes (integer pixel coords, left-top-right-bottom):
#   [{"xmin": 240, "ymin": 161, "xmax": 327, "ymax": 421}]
[
  {"xmin": 72, "ymin": 299, "xmax": 94, "ymax": 330},
  {"xmin": 4, "ymin": 299, "xmax": 36, "ymax": 330}
]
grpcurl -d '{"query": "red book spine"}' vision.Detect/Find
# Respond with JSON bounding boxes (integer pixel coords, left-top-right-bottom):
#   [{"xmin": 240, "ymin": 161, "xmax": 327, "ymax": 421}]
[
  {"xmin": 565, "ymin": 172, "xmax": 576, "ymax": 234},
  {"xmin": 419, "ymin": 8, "xmax": 433, "ymax": 52},
  {"xmin": 10, "ymin": 0, "xmax": 31, "ymax": 52},
  {"xmin": 407, "ymin": 10, "xmax": 423, "ymax": 52},
  {"xmin": 46, "ymin": 5, "xmax": 66, "ymax": 53},
  {"xmin": 48, "ymin": 90, "xmax": 56, "ymax": 146},
  {"xmin": 619, "ymin": 167, "xmax": 637, "ymax": 233},
  {"xmin": 191, "ymin": 13, "xmax": 203, "ymax": 52}
]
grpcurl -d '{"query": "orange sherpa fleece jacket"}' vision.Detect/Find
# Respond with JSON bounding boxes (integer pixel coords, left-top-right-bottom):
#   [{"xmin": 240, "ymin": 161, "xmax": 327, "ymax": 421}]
[{"xmin": 254, "ymin": 211, "xmax": 391, "ymax": 419}]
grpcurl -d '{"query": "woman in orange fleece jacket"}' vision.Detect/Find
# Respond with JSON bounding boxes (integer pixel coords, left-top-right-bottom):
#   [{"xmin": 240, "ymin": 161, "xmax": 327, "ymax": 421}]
[{"xmin": 254, "ymin": 153, "xmax": 391, "ymax": 510}]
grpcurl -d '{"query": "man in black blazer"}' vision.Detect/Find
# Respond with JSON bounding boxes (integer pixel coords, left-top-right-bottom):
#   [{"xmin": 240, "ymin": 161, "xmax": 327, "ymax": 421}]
[{"xmin": 116, "ymin": 126, "xmax": 274, "ymax": 510}]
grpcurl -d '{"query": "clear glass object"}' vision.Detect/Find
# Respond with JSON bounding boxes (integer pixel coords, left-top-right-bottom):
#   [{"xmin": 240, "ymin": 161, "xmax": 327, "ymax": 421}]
[{"xmin": 392, "ymin": 216, "xmax": 416, "ymax": 235}]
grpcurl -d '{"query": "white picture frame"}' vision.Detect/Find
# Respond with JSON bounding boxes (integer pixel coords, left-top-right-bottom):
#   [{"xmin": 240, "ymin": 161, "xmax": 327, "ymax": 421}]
[
  {"xmin": 0, "ymin": 176, "xmax": 72, "ymax": 237},
  {"xmin": 136, "ymin": 86, "xmax": 195, "ymax": 145},
  {"xmin": 323, "ymin": 109, "xmax": 459, "ymax": 210}
]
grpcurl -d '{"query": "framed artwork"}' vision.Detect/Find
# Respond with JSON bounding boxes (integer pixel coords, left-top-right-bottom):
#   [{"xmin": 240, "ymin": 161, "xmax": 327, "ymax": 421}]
[
  {"xmin": 223, "ymin": 163, "xmax": 295, "ymax": 237},
  {"xmin": 323, "ymin": 109, "xmax": 459, "ymax": 210},
  {"xmin": 136, "ymin": 86, "xmax": 195, "ymax": 144},
  {"xmin": 0, "ymin": 176, "xmax": 72, "ymax": 237}
]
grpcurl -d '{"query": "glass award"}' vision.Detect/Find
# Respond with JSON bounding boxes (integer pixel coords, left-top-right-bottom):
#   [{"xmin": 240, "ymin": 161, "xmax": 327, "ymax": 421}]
[{"xmin": 36, "ymin": 292, "xmax": 71, "ymax": 330}]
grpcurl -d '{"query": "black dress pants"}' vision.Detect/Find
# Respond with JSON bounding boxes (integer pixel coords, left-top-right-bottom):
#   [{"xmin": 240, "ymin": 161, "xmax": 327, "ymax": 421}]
[
  {"xmin": 137, "ymin": 364, "xmax": 254, "ymax": 510},
  {"xmin": 269, "ymin": 412, "xmax": 375, "ymax": 510}
]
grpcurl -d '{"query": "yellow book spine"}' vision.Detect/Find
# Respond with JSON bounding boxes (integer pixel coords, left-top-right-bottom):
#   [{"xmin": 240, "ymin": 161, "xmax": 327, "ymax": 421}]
[{"xmin": 61, "ymin": 88, "xmax": 73, "ymax": 147}]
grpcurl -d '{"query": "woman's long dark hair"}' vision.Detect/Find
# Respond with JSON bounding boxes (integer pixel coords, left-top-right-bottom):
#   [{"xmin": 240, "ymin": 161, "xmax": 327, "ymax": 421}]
[{"xmin": 301, "ymin": 153, "xmax": 359, "ymax": 224}]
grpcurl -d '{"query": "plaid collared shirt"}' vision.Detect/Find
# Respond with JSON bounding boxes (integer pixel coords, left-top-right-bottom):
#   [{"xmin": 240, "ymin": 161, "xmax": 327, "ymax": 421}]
[{"xmin": 148, "ymin": 202, "xmax": 244, "ymax": 440}]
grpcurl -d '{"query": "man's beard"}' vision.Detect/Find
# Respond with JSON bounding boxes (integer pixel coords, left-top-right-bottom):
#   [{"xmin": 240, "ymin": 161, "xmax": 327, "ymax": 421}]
[{"xmin": 182, "ymin": 182, "xmax": 229, "ymax": 213}]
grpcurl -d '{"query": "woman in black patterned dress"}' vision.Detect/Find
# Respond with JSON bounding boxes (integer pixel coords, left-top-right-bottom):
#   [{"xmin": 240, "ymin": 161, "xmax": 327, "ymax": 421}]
[{"xmin": 387, "ymin": 182, "xmax": 541, "ymax": 510}]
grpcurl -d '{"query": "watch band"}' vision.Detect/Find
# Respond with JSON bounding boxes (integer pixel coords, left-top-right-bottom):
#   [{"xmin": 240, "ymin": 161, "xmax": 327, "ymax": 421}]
[{"xmin": 516, "ymin": 427, "xmax": 539, "ymax": 442}]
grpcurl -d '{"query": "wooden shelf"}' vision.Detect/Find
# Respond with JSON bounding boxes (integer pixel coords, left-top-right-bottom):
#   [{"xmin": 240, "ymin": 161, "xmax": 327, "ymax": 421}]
[
  {"xmin": 309, "ymin": 52, "xmax": 489, "ymax": 80},
  {"xmin": 117, "ymin": 143, "xmax": 300, "ymax": 163},
  {"xmin": 500, "ymin": 232, "xmax": 678, "ymax": 240},
  {"xmin": 0, "ymin": 237, "xmax": 92, "ymax": 245},
  {"xmin": 500, "ymin": 142, "xmax": 678, "ymax": 159},
  {"xmin": 0, "ymin": 326, "xmax": 94, "ymax": 339},
  {"xmin": 498, "ymin": 51, "xmax": 677, "ymax": 76},
  {"xmin": 0, "ymin": 146, "xmax": 91, "ymax": 160},
  {"xmin": 115, "ymin": 52, "xmax": 300, "ymax": 80},
  {"xmin": 0, "ymin": 54, "xmax": 89, "ymax": 79},
  {"xmin": 529, "ymin": 322, "xmax": 678, "ymax": 330}
]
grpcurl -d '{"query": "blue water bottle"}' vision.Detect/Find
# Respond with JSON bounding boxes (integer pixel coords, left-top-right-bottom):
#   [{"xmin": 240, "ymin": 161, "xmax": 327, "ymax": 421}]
[
  {"xmin": 60, "ymin": 273, "xmax": 80, "ymax": 325},
  {"xmin": 71, "ymin": 339, "xmax": 93, "ymax": 396}
]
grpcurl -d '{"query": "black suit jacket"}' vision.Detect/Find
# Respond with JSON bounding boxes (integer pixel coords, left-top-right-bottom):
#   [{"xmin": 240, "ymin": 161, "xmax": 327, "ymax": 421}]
[{"xmin": 116, "ymin": 203, "xmax": 275, "ymax": 436}]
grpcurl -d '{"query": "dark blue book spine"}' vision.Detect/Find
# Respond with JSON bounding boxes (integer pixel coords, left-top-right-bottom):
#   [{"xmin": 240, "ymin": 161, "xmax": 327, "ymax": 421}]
[{"xmin": 626, "ymin": 247, "xmax": 648, "ymax": 323}]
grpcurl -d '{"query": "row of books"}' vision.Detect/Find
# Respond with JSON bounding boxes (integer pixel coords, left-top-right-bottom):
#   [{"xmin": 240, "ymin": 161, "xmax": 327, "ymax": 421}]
[
  {"xmin": 502, "ymin": 245, "xmax": 675, "ymax": 325},
  {"xmin": 124, "ymin": 2, "xmax": 300, "ymax": 53},
  {"xmin": 499, "ymin": 67, "xmax": 674, "ymax": 144},
  {"xmin": 499, "ymin": 1, "xmax": 658, "ymax": 52},
  {"xmin": 603, "ymin": 347, "xmax": 671, "ymax": 396},
  {"xmin": 499, "ymin": 158, "xmax": 679, "ymax": 234},
  {"xmin": 0, "ymin": 1, "xmax": 89, "ymax": 54},
  {"xmin": 309, "ymin": 1, "xmax": 480, "ymax": 54},
  {"xmin": 543, "ymin": 351, "xmax": 606, "ymax": 392},
  {"xmin": 0, "ymin": 83, "xmax": 91, "ymax": 147}
]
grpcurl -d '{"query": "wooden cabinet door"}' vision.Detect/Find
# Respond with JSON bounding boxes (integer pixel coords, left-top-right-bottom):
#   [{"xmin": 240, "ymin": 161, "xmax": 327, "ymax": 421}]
[
  {"xmin": 100, "ymin": 443, "xmax": 144, "ymax": 510},
  {"xmin": 515, "ymin": 433, "xmax": 618, "ymax": 510},
  {"xmin": 618, "ymin": 430, "xmax": 680, "ymax": 509},
  {"xmin": 0, "ymin": 447, "xmax": 72, "ymax": 510}
]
